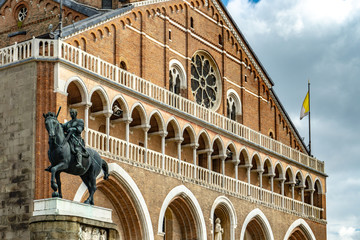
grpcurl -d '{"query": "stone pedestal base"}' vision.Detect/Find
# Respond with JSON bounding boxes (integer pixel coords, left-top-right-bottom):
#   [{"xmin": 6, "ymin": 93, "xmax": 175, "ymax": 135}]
[{"xmin": 30, "ymin": 198, "xmax": 119, "ymax": 240}]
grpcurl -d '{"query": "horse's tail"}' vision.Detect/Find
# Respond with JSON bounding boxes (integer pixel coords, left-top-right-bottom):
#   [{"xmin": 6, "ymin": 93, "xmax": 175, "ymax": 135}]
[{"xmin": 102, "ymin": 159, "xmax": 109, "ymax": 180}]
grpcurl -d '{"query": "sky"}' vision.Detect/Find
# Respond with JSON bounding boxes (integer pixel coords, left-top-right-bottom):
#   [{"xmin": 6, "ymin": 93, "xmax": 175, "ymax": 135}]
[{"xmin": 221, "ymin": 0, "xmax": 360, "ymax": 239}]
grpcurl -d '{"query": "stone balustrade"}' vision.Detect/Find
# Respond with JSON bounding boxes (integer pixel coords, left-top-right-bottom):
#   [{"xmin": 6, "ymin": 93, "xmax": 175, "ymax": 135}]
[{"xmin": 0, "ymin": 38, "xmax": 325, "ymax": 174}]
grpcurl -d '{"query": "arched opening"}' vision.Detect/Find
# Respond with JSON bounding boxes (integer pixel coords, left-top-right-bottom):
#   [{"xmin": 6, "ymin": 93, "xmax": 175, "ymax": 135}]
[
  {"xmin": 120, "ymin": 61, "xmax": 127, "ymax": 71},
  {"xmin": 285, "ymin": 167, "xmax": 295, "ymax": 198},
  {"xmin": 197, "ymin": 132, "xmax": 211, "ymax": 169},
  {"xmin": 89, "ymin": 88, "xmax": 109, "ymax": 151},
  {"xmin": 241, "ymin": 209, "xmax": 274, "ymax": 240},
  {"xmin": 313, "ymin": 179, "xmax": 323, "ymax": 209},
  {"xmin": 165, "ymin": 119, "xmax": 181, "ymax": 159},
  {"xmin": 129, "ymin": 104, "xmax": 147, "ymax": 147},
  {"xmin": 148, "ymin": 112, "xmax": 165, "ymax": 153},
  {"xmin": 65, "ymin": 81, "xmax": 87, "ymax": 123},
  {"xmin": 304, "ymin": 176, "xmax": 313, "ymax": 205},
  {"xmin": 294, "ymin": 172, "xmax": 304, "ymax": 201},
  {"xmin": 169, "ymin": 59, "xmax": 186, "ymax": 96},
  {"xmin": 287, "ymin": 227, "xmax": 310, "ymax": 240},
  {"xmin": 238, "ymin": 148, "xmax": 250, "ymax": 182},
  {"xmin": 273, "ymin": 163, "xmax": 284, "ymax": 195},
  {"xmin": 210, "ymin": 196, "xmax": 237, "ymax": 240},
  {"xmin": 262, "ymin": 159, "xmax": 273, "ymax": 191},
  {"xmin": 77, "ymin": 164, "xmax": 154, "ymax": 240},
  {"xmin": 224, "ymin": 143, "xmax": 236, "ymax": 179},
  {"xmin": 211, "ymin": 138, "xmax": 224, "ymax": 174},
  {"xmin": 159, "ymin": 186, "xmax": 206, "ymax": 240},
  {"xmin": 109, "ymin": 97, "xmax": 128, "ymax": 155},
  {"xmin": 250, "ymin": 154, "xmax": 261, "ymax": 186},
  {"xmin": 181, "ymin": 126, "xmax": 196, "ymax": 164}
]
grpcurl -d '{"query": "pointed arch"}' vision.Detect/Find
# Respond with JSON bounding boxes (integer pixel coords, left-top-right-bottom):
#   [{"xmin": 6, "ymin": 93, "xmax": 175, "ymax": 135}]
[
  {"xmin": 240, "ymin": 208, "xmax": 274, "ymax": 240},
  {"xmin": 225, "ymin": 141, "xmax": 237, "ymax": 160},
  {"xmin": 283, "ymin": 219, "xmax": 316, "ymax": 240},
  {"xmin": 212, "ymin": 135, "xmax": 225, "ymax": 154},
  {"xmin": 251, "ymin": 152, "xmax": 262, "ymax": 171},
  {"xmin": 210, "ymin": 196, "xmax": 237, "ymax": 240},
  {"xmin": 73, "ymin": 163, "xmax": 154, "ymax": 240},
  {"xmin": 285, "ymin": 166, "xmax": 295, "ymax": 183},
  {"xmin": 157, "ymin": 185, "xmax": 207, "ymax": 239},
  {"xmin": 295, "ymin": 170, "xmax": 305, "ymax": 186}
]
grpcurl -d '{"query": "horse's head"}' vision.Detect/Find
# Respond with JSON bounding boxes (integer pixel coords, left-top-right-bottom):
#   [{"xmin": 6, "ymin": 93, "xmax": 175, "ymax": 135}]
[{"xmin": 43, "ymin": 112, "xmax": 60, "ymax": 139}]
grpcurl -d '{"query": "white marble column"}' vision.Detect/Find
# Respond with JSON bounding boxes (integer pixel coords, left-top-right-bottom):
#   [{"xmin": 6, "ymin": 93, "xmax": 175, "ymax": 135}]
[
  {"xmin": 192, "ymin": 144, "xmax": 199, "ymax": 178},
  {"xmin": 247, "ymin": 165, "xmax": 251, "ymax": 196},
  {"xmin": 105, "ymin": 112, "xmax": 112, "ymax": 152},
  {"xmin": 84, "ymin": 103, "xmax": 91, "ymax": 146},
  {"xmin": 258, "ymin": 170, "xmax": 264, "ymax": 200},
  {"xmin": 124, "ymin": 118, "xmax": 132, "ymax": 159},
  {"xmin": 234, "ymin": 160, "xmax": 240, "ymax": 193},
  {"xmin": 160, "ymin": 131, "xmax": 168, "ymax": 170},
  {"xmin": 143, "ymin": 125, "xmax": 150, "ymax": 164},
  {"xmin": 207, "ymin": 150, "xmax": 213, "ymax": 185},
  {"xmin": 270, "ymin": 176, "xmax": 274, "ymax": 204},
  {"xmin": 280, "ymin": 178, "xmax": 286, "ymax": 208}
]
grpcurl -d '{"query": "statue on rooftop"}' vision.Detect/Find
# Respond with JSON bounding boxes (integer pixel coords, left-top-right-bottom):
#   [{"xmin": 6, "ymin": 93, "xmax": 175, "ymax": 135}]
[{"xmin": 44, "ymin": 107, "xmax": 109, "ymax": 205}]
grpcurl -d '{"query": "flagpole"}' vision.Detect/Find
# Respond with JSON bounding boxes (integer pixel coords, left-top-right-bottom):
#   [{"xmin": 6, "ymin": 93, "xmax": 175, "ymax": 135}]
[{"xmin": 308, "ymin": 80, "xmax": 311, "ymax": 156}]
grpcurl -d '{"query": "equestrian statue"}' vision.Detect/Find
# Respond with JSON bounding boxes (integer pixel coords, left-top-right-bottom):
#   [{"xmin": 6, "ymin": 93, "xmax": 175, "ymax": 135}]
[{"xmin": 43, "ymin": 107, "xmax": 109, "ymax": 205}]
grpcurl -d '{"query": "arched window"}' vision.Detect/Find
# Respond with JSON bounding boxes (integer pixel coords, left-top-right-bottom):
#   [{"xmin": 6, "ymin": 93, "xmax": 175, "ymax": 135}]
[
  {"xmin": 226, "ymin": 90, "xmax": 241, "ymax": 121},
  {"xmin": 120, "ymin": 61, "xmax": 127, "ymax": 71},
  {"xmin": 169, "ymin": 59, "xmax": 186, "ymax": 96},
  {"xmin": 227, "ymin": 96, "xmax": 236, "ymax": 120}
]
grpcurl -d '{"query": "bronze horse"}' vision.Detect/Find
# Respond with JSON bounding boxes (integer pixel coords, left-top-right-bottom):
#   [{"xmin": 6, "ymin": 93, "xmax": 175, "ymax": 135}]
[{"xmin": 43, "ymin": 112, "xmax": 109, "ymax": 205}]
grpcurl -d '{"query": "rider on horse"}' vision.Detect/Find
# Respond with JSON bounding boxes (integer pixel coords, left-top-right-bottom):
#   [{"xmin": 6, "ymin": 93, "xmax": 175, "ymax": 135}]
[{"xmin": 61, "ymin": 109, "xmax": 89, "ymax": 170}]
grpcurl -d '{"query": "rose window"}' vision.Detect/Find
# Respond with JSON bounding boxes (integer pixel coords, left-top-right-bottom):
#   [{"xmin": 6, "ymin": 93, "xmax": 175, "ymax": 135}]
[
  {"xmin": 18, "ymin": 7, "xmax": 28, "ymax": 22},
  {"xmin": 191, "ymin": 52, "xmax": 221, "ymax": 109}
]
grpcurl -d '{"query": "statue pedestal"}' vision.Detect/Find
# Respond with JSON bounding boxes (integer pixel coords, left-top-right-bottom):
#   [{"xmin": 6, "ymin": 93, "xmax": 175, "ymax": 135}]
[{"xmin": 30, "ymin": 198, "xmax": 119, "ymax": 240}]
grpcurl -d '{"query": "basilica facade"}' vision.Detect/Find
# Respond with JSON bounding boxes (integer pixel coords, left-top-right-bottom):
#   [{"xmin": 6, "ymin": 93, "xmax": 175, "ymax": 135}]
[{"xmin": 0, "ymin": 0, "xmax": 327, "ymax": 239}]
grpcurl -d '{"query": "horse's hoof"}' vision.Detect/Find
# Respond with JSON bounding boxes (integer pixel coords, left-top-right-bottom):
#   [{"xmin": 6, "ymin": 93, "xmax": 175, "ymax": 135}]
[
  {"xmin": 103, "ymin": 173, "xmax": 109, "ymax": 180},
  {"xmin": 52, "ymin": 192, "xmax": 59, "ymax": 198},
  {"xmin": 84, "ymin": 199, "xmax": 90, "ymax": 204}
]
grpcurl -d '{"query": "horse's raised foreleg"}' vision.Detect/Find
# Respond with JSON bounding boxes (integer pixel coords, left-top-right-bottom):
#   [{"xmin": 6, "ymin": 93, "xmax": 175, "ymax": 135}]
[
  {"xmin": 50, "ymin": 162, "xmax": 66, "ymax": 198},
  {"xmin": 55, "ymin": 172, "xmax": 63, "ymax": 198}
]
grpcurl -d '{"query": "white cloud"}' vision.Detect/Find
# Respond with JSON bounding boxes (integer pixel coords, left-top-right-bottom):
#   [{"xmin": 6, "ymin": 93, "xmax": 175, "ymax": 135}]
[
  {"xmin": 227, "ymin": 0, "xmax": 360, "ymax": 38},
  {"xmin": 224, "ymin": 1, "xmax": 360, "ymax": 240}
]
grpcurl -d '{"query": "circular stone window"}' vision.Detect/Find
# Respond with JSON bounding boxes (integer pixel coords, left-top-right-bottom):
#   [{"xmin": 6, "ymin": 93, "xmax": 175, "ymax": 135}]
[
  {"xmin": 17, "ymin": 7, "xmax": 28, "ymax": 22},
  {"xmin": 191, "ymin": 51, "xmax": 221, "ymax": 110}
]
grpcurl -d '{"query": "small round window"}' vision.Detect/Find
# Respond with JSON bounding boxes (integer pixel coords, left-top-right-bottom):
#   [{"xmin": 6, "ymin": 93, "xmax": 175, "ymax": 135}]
[
  {"xmin": 191, "ymin": 51, "xmax": 221, "ymax": 110},
  {"xmin": 17, "ymin": 7, "xmax": 28, "ymax": 22}
]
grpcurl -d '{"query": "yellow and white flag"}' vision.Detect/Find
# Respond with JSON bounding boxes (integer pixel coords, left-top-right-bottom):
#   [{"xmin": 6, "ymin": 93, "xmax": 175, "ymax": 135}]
[{"xmin": 300, "ymin": 92, "xmax": 310, "ymax": 120}]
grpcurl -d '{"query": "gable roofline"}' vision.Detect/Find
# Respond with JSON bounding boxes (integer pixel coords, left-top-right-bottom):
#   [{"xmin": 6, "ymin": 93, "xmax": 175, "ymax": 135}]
[
  {"xmin": 0, "ymin": 0, "xmax": 100, "ymax": 16},
  {"xmin": 60, "ymin": 4, "xmax": 134, "ymax": 39},
  {"xmin": 213, "ymin": 0, "xmax": 309, "ymax": 154}
]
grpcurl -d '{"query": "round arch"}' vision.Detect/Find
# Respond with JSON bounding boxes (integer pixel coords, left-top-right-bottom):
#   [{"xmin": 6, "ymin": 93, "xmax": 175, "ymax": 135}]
[
  {"xmin": 210, "ymin": 196, "xmax": 237, "ymax": 240},
  {"xmin": 129, "ymin": 102, "xmax": 148, "ymax": 125},
  {"xmin": 238, "ymin": 147, "xmax": 251, "ymax": 165},
  {"xmin": 64, "ymin": 76, "xmax": 89, "ymax": 104},
  {"xmin": 111, "ymin": 94, "xmax": 130, "ymax": 118},
  {"xmin": 283, "ymin": 219, "xmax": 316, "ymax": 240},
  {"xmin": 73, "ymin": 163, "xmax": 154, "ymax": 240},
  {"xmin": 197, "ymin": 129, "xmax": 212, "ymax": 150},
  {"xmin": 226, "ymin": 88, "xmax": 242, "ymax": 116},
  {"xmin": 182, "ymin": 123, "xmax": 196, "ymax": 144},
  {"xmin": 166, "ymin": 116, "xmax": 181, "ymax": 138},
  {"xmin": 88, "ymin": 85, "xmax": 111, "ymax": 112},
  {"xmin": 240, "ymin": 208, "xmax": 274, "ymax": 240},
  {"xmin": 157, "ymin": 185, "xmax": 207, "ymax": 240},
  {"xmin": 148, "ymin": 109, "xmax": 166, "ymax": 132},
  {"xmin": 169, "ymin": 58, "xmax": 187, "ymax": 92}
]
